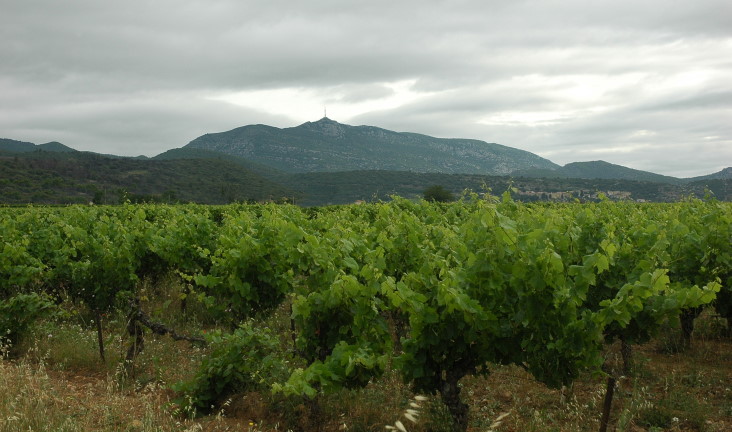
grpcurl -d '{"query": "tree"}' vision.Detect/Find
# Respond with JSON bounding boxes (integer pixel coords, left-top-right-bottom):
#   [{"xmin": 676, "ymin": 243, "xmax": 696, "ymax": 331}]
[{"xmin": 423, "ymin": 185, "xmax": 454, "ymax": 202}]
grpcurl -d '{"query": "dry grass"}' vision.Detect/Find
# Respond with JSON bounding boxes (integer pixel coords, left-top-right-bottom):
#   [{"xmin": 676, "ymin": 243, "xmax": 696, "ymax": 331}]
[
  {"xmin": 455, "ymin": 329, "xmax": 732, "ymax": 432},
  {"xmin": 0, "ymin": 354, "xmax": 269, "ymax": 432},
  {"xmin": 2, "ymin": 309, "xmax": 730, "ymax": 432},
  {"xmin": 0, "ymin": 357, "xmax": 173, "ymax": 431}
]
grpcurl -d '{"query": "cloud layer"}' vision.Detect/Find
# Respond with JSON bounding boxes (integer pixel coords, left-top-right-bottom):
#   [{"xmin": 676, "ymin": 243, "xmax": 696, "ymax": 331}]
[{"xmin": 1, "ymin": 0, "xmax": 730, "ymax": 176}]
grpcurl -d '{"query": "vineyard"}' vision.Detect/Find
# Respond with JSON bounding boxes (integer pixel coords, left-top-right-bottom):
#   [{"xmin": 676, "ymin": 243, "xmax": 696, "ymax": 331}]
[{"xmin": 1, "ymin": 195, "xmax": 730, "ymax": 432}]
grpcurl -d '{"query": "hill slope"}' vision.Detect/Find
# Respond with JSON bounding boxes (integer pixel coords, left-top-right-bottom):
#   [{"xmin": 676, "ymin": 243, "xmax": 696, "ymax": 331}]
[
  {"xmin": 0, "ymin": 138, "xmax": 76, "ymax": 154},
  {"xmin": 0, "ymin": 151, "xmax": 297, "ymax": 204},
  {"xmin": 153, "ymin": 147, "xmax": 286, "ymax": 179},
  {"xmin": 184, "ymin": 117, "xmax": 559, "ymax": 175},
  {"xmin": 560, "ymin": 161, "xmax": 682, "ymax": 184},
  {"xmin": 685, "ymin": 167, "xmax": 732, "ymax": 182},
  {"xmin": 283, "ymin": 171, "xmax": 732, "ymax": 206},
  {"xmin": 1, "ymin": 145, "xmax": 729, "ymax": 205},
  {"xmin": 513, "ymin": 160, "xmax": 683, "ymax": 184}
]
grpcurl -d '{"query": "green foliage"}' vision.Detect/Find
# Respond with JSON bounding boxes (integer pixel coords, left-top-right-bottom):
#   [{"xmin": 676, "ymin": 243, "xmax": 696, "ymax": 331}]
[
  {"xmin": 274, "ymin": 342, "xmax": 387, "ymax": 398},
  {"xmin": 423, "ymin": 185, "xmax": 455, "ymax": 202},
  {"xmin": 194, "ymin": 205, "xmax": 306, "ymax": 323},
  {"xmin": 282, "ymin": 212, "xmax": 393, "ymax": 397},
  {"xmin": 636, "ymin": 394, "xmax": 708, "ymax": 431},
  {"xmin": 393, "ymin": 200, "xmax": 604, "ymax": 429},
  {"xmin": 172, "ymin": 322, "xmax": 288, "ymax": 416},
  {"xmin": 699, "ymin": 201, "xmax": 732, "ymax": 332},
  {"xmin": 59, "ymin": 205, "xmax": 148, "ymax": 313},
  {"xmin": 635, "ymin": 405, "xmax": 675, "ymax": 429},
  {"xmin": 147, "ymin": 205, "xmax": 219, "ymax": 278},
  {"xmin": 0, "ymin": 293, "xmax": 56, "ymax": 353},
  {"xmin": 0, "ymin": 236, "xmax": 45, "ymax": 298},
  {"xmin": 0, "ymin": 199, "xmax": 729, "ymax": 430}
]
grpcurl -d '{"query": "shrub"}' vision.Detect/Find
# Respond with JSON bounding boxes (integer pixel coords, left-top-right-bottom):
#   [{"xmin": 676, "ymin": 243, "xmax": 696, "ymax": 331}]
[
  {"xmin": 423, "ymin": 185, "xmax": 454, "ymax": 202},
  {"xmin": 172, "ymin": 322, "xmax": 288, "ymax": 416},
  {"xmin": 0, "ymin": 293, "xmax": 56, "ymax": 356}
]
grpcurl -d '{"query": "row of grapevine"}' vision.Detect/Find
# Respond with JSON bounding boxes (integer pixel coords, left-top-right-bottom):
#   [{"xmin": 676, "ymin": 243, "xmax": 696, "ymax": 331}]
[{"xmin": 1, "ymin": 197, "xmax": 730, "ymax": 430}]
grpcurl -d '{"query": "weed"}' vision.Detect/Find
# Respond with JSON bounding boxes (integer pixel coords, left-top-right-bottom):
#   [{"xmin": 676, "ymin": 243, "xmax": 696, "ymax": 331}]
[
  {"xmin": 23, "ymin": 320, "xmax": 112, "ymax": 372},
  {"xmin": 636, "ymin": 405, "xmax": 675, "ymax": 429}
]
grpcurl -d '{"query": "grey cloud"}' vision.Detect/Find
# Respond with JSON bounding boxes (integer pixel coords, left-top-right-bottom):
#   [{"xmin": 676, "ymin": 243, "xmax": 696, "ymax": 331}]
[
  {"xmin": 639, "ymin": 91, "xmax": 732, "ymax": 112},
  {"xmin": 321, "ymin": 84, "xmax": 396, "ymax": 104},
  {"xmin": 0, "ymin": 88, "xmax": 294, "ymax": 155},
  {"xmin": 1, "ymin": 0, "xmax": 730, "ymax": 176}
]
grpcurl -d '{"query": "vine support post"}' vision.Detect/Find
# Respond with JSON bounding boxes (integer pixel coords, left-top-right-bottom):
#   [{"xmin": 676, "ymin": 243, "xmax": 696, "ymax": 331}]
[
  {"xmin": 598, "ymin": 370, "xmax": 617, "ymax": 432},
  {"xmin": 289, "ymin": 303, "xmax": 297, "ymax": 353},
  {"xmin": 180, "ymin": 284, "xmax": 189, "ymax": 314},
  {"xmin": 95, "ymin": 309, "xmax": 105, "ymax": 362},
  {"xmin": 125, "ymin": 306, "xmax": 145, "ymax": 372},
  {"xmin": 679, "ymin": 308, "xmax": 699, "ymax": 351},
  {"xmin": 304, "ymin": 391, "xmax": 323, "ymax": 432},
  {"xmin": 620, "ymin": 338, "xmax": 633, "ymax": 376}
]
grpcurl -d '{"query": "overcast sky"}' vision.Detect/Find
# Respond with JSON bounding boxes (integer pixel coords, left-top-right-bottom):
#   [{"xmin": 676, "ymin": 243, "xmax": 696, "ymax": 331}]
[{"xmin": 2, "ymin": 0, "xmax": 731, "ymax": 177}]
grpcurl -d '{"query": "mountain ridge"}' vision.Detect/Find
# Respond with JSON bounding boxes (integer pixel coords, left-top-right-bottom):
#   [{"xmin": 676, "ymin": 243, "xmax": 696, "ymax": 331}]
[
  {"xmin": 0, "ymin": 133, "xmax": 729, "ymax": 205},
  {"xmin": 2, "ymin": 121, "xmax": 730, "ymax": 183},
  {"xmin": 686, "ymin": 167, "xmax": 732, "ymax": 182},
  {"xmin": 0, "ymin": 149, "xmax": 296, "ymax": 204},
  {"xmin": 183, "ymin": 117, "xmax": 560, "ymax": 175},
  {"xmin": 0, "ymin": 138, "xmax": 76, "ymax": 154},
  {"xmin": 513, "ymin": 160, "xmax": 685, "ymax": 184}
]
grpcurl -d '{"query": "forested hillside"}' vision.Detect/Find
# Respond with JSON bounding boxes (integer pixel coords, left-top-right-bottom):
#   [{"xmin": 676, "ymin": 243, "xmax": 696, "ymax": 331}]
[{"xmin": 0, "ymin": 151, "xmax": 296, "ymax": 204}]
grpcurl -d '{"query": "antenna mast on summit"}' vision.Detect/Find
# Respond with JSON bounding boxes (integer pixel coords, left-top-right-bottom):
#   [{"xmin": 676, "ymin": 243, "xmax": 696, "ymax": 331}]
[{"xmin": 324, "ymin": 106, "xmax": 327, "ymax": 118}]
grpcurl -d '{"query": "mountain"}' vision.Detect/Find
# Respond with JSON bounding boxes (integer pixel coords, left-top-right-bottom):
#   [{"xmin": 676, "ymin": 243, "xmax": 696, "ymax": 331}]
[
  {"xmin": 560, "ymin": 161, "xmax": 682, "ymax": 184},
  {"xmin": 513, "ymin": 160, "xmax": 682, "ymax": 184},
  {"xmin": 685, "ymin": 167, "xmax": 732, "ymax": 182},
  {"xmin": 184, "ymin": 117, "xmax": 559, "ymax": 175},
  {"xmin": 153, "ymin": 147, "xmax": 286, "ymax": 179},
  {"xmin": 0, "ymin": 138, "xmax": 76, "ymax": 154},
  {"xmin": 2, "ymin": 125, "xmax": 729, "ymax": 205}
]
